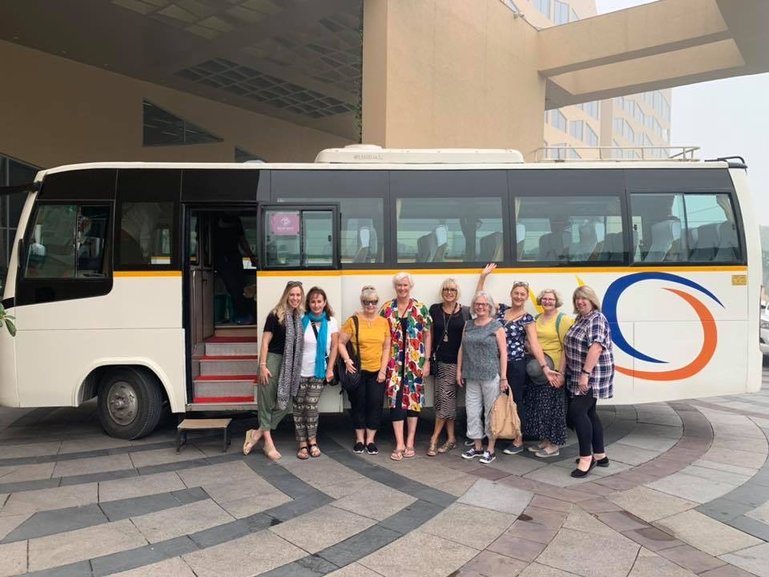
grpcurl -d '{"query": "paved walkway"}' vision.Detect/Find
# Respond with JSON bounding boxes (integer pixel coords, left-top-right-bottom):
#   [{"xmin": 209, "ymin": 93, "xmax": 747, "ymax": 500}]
[{"xmin": 1, "ymin": 366, "xmax": 768, "ymax": 577}]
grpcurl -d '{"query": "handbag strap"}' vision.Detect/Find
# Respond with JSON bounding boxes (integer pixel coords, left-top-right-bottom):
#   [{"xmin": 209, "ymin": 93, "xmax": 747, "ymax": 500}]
[{"xmin": 352, "ymin": 315, "xmax": 361, "ymax": 366}]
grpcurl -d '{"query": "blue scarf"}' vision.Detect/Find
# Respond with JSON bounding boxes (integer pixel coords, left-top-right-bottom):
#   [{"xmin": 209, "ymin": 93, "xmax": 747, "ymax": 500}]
[{"xmin": 302, "ymin": 312, "xmax": 328, "ymax": 379}]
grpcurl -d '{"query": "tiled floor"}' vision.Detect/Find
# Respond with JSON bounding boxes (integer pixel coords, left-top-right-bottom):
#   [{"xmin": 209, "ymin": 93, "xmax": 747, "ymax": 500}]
[{"xmin": 0, "ymin": 365, "xmax": 768, "ymax": 577}]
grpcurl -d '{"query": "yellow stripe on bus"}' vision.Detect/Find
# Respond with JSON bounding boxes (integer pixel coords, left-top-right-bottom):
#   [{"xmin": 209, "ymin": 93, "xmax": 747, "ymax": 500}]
[
  {"xmin": 257, "ymin": 265, "xmax": 747, "ymax": 277},
  {"xmin": 114, "ymin": 271, "xmax": 182, "ymax": 278}
]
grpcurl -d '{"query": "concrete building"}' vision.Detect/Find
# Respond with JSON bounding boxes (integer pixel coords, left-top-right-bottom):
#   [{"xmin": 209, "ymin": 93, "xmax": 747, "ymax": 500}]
[{"xmin": 1, "ymin": 0, "xmax": 768, "ymax": 274}]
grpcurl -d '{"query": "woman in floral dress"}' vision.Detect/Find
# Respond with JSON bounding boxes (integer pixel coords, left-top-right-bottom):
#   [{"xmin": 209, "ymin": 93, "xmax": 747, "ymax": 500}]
[{"xmin": 380, "ymin": 272, "xmax": 432, "ymax": 461}]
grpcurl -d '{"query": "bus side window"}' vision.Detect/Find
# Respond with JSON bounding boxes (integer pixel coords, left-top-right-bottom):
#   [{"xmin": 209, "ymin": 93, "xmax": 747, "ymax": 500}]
[{"xmin": 117, "ymin": 202, "xmax": 174, "ymax": 267}]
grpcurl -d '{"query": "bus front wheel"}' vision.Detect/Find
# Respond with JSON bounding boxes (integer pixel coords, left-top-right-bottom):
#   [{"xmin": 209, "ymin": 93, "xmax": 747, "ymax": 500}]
[{"xmin": 97, "ymin": 367, "xmax": 163, "ymax": 440}]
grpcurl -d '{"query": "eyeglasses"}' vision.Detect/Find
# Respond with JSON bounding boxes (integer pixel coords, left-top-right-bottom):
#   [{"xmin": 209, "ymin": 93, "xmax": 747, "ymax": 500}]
[
  {"xmin": 540, "ymin": 297, "xmax": 556, "ymax": 302},
  {"xmin": 512, "ymin": 281, "xmax": 529, "ymax": 289},
  {"xmin": 474, "ymin": 302, "xmax": 490, "ymax": 308},
  {"xmin": 362, "ymin": 300, "xmax": 379, "ymax": 306},
  {"xmin": 442, "ymin": 288, "xmax": 457, "ymax": 293}
]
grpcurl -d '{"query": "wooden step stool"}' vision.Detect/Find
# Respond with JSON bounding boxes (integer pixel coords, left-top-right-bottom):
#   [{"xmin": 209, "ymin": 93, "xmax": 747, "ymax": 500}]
[{"xmin": 176, "ymin": 418, "xmax": 232, "ymax": 453}]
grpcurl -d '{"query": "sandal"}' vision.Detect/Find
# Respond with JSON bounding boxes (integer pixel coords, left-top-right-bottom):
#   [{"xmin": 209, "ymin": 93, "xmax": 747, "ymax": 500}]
[
  {"xmin": 242, "ymin": 429, "xmax": 262, "ymax": 455},
  {"xmin": 426, "ymin": 443, "xmax": 438, "ymax": 457},
  {"xmin": 390, "ymin": 449, "xmax": 404, "ymax": 461},
  {"xmin": 437, "ymin": 440, "xmax": 456, "ymax": 453},
  {"xmin": 264, "ymin": 446, "xmax": 282, "ymax": 461},
  {"xmin": 296, "ymin": 446, "xmax": 310, "ymax": 460},
  {"xmin": 403, "ymin": 447, "xmax": 416, "ymax": 458},
  {"xmin": 309, "ymin": 443, "xmax": 321, "ymax": 458}
]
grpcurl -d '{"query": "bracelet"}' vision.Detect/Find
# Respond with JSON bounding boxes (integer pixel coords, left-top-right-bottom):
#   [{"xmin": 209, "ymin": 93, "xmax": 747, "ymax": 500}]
[
  {"xmin": 581, "ymin": 369, "xmax": 591, "ymax": 376},
  {"xmin": 500, "ymin": 378, "xmax": 508, "ymax": 381}
]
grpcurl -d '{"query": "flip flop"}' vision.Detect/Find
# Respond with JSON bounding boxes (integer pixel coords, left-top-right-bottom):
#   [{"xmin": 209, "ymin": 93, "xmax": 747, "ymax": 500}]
[
  {"xmin": 296, "ymin": 446, "xmax": 310, "ymax": 460},
  {"xmin": 403, "ymin": 447, "xmax": 416, "ymax": 458},
  {"xmin": 390, "ymin": 449, "xmax": 404, "ymax": 461},
  {"xmin": 309, "ymin": 443, "xmax": 321, "ymax": 458},
  {"xmin": 242, "ymin": 429, "xmax": 262, "ymax": 455}
]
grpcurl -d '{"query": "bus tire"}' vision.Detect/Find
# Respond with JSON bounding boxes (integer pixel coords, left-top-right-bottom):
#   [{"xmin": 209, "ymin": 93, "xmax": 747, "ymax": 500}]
[{"xmin": 97, "ymin": 367, "xmax": 163, "ymax": 440}]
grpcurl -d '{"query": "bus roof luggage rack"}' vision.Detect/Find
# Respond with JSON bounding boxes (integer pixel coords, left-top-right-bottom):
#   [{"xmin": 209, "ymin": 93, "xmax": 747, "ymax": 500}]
[
  {"xmin": 535, "ymin": 145, "xmax": 700, "ymax": 162},
  {"xmin": 315, "ymin": 144, "xmax": 524, "ymax": 164}
]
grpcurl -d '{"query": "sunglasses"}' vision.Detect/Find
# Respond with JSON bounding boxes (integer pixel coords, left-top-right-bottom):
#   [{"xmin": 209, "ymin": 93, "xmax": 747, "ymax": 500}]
[
  {"xmin": 286, "ymin": 281, "xmax": 303, "ymax": 288},
  {"xmin": 362, "ymin": 300, "xmax": 379, "ymax": 306},
  {"xmin": 512, "ymin": 281, "xmax": 529, "ymax": 289}
]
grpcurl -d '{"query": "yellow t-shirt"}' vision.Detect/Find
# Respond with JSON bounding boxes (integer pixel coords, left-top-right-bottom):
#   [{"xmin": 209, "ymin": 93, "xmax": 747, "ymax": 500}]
[
  {"xmin": 535, "ymin": 312, "xmax": 574, "ymax": 369},
  {"xmin": 342, "ymin": 314, "xmax": 390, "ymax": 372}
]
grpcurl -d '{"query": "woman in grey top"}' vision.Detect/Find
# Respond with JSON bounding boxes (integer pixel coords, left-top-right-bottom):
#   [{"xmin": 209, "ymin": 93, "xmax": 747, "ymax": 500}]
[{"xmin": 456, "ymin": 291, "xmax": 508, "ymax": 464}]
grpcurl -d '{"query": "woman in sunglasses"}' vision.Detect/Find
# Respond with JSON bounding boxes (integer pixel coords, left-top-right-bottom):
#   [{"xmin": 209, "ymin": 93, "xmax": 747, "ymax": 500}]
[
  {"xmin": 243, "ymin": 280, "xmax": 305, "ymax": 460},
  {"xmin": 338, "ymin": 285, "xmax": 391, "ymax": 455},
  {"xmin": 426, "ymin": 278, "xmax": 470, "ymax": 456},
  {"xmin": 477, "ymin": 264, "xmax": 556, "ymax": 455}
]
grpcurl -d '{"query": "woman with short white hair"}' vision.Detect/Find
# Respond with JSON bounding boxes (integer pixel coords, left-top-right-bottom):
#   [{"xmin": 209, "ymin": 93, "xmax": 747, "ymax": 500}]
[{"xmin": 380, "ymin": 271, "xmax": 432, "ymax": 461}]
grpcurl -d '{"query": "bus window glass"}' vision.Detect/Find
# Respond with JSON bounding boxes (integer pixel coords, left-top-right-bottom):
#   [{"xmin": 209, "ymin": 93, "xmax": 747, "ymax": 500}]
[
  {"xmin": 263, "ymin": 208, "xmax": 334, "ymax": 268},
  {"xmin": 24, "ymin": 204, "xmax": 110, "ymax": 278},
  {"xmin": 515, "ymin": 195, "xmax": 623, "ymax": 262},
  {"xmin": 118, "ymin": 202, "xmax": 174, "ymax": 266},
  {"xmin": 395, "ymin": 196, "xmax": 503, "ymax": 263},
  {"xmin": 631, "ymin": 193, "xmax": 740, "ymax": 263},
  {"xmin": 278, "ymin": 196, "xmax": 383, "ymax": 264}
]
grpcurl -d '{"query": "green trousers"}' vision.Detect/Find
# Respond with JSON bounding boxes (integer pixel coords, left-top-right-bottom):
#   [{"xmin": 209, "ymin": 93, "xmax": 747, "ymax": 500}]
[{"xmin": 257, "ymin": 352, "xmax": 291, "ymax": 430}]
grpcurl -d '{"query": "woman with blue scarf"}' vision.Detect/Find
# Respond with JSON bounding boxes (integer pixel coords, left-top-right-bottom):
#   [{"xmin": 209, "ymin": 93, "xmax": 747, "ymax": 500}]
[{"xmin": 293, "ymin": 286, "xmax": 339, "ymax": 459}]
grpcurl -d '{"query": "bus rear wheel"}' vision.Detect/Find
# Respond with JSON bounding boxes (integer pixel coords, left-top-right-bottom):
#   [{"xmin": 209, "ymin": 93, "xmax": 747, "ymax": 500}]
[{"xmin": 97, "ymin": 367, "xmax": 163, "ymax": 440}]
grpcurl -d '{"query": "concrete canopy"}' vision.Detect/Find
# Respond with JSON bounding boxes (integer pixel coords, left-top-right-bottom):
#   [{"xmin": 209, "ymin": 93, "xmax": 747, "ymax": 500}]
[
  {"xmin": 0, "ymin": 0, "xmax": 363, "ymax": 140},
  {"xmin": 539, "ymin": 0, "xmax": 769, "ymax": 109}
]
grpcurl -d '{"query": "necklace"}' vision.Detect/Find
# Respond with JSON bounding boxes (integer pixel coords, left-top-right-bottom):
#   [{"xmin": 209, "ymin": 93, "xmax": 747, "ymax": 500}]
[{"xmin": 441, "ymin": 302, "xmax": 458, "ymax": 342}]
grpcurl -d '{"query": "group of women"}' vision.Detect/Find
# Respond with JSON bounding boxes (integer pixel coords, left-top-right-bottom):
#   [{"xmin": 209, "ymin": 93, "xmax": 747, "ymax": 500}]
[{"xmin": 242, "ymin": 267, "xmax": 615, "ymax": 478}]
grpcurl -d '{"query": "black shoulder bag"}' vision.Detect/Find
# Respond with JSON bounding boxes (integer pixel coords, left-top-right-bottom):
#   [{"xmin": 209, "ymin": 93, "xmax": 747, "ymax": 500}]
[{"xmin": 334, "ymin": 316, "xmax": 361, "ymax": 393}]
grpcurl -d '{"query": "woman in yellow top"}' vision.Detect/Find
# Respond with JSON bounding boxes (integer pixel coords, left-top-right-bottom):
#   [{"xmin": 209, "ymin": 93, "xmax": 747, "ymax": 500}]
[
  {"xmin": 523, "ymin": 288, "xmax": 574, "ymax": 458},
  {"xmin": 338, "ymin": 285, "xmax": 392, "ymax": 455}
]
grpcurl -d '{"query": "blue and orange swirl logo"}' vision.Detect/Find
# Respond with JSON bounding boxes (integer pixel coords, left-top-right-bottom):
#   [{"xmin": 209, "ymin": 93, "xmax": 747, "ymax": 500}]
[{"xmin": 603, "ymin": 272, "xmax": 723, "ymax": 381}]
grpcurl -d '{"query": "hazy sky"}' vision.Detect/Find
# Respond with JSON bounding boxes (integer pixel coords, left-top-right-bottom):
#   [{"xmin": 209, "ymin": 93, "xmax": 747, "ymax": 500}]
[{"xmin": 595, "ymin": 0, "xmax": 769, "ymax": 225}]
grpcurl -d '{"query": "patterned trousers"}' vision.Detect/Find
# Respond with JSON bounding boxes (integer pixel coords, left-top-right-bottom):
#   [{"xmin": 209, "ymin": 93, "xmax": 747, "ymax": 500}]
[{"xmin": 293, "ymin": 377, "xmax": 325, "ymax": 443}]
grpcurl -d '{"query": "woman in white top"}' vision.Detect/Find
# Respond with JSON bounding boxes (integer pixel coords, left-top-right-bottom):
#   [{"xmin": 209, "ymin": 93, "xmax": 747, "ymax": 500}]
[{"xmin": 293, "ymin": 286, "xmax": 339, "ymax": 459}]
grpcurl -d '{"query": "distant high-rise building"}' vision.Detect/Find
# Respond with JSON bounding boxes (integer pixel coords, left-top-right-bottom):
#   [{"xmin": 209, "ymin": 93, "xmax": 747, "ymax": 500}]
[{"xmin": 522, "ymin": 0, "xmax": 672, "ymax": 160}]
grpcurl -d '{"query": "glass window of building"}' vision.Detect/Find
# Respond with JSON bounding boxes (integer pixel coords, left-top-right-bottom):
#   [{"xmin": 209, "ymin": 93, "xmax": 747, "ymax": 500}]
[
  {"xmin": 551, "ymin": 109, "xmax": 567, "ymax": 132},
  {"xmin": 569, "ymin": 120, "xmax": 584, "ymax": 140},
  {"xmin": 1, "ymin": 155, "xmax": 38, "ymax": 293},
  {"xmin": 533, "ymin": 0, "xmax": 551, "ymax": 18},
  {"xmin": 585, "ymin": 124, "xmax": 599, "ymax": 147},
  {"xmin": 553, "ymin": 0, "xmax": 570, "ymax": 24},
  {"xmin": 143, "ymin": 100, "xmax": 223, "ymax": 146}
]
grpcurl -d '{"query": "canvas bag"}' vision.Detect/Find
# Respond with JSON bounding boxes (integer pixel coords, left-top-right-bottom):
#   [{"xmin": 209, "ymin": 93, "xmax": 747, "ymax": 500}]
[{"xmin": 490, "ymin": 389, "xmax": 521, "ymax": 440}]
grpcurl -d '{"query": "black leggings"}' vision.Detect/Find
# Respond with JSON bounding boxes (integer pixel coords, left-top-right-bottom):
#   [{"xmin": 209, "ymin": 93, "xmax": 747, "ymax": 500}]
[
  {"xmin": 349, "ymin": 371, "xmax": 387, "ymax": 430},
  {"xmin": 507, "ymin": 358, "xmax": 527, "ymax": 433},
  {"xmin": 568, "ymin": 392, "xmax": 605, "ymax": 457}
]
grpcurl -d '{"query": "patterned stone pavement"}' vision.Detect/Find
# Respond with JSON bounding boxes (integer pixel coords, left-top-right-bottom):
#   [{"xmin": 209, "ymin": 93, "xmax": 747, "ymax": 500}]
[{"xmin": 1, "ymin": 364, "xmax": 768, "ymax": 577}]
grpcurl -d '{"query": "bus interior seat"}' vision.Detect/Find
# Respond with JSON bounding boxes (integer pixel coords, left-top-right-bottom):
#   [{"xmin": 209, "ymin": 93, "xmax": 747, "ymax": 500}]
[
  {"xmin": 571, "ymin": 222, "xmax": 605, "ymax": 261},
  {"xmin": 538, "ymin": 227, "xmax": 571, "ymax": 261},
  {"xmin": 715, "ymin": 222, "xmax": 738, "ymax": 261},
  {"xmin": 480, "ymin": 231, "xmax": 504, "ymax": 262},
  {"xmin": 643, "ymin": 218, "xmax": 681, "ymax": 262},
  {"xmin": 416, "ymin": 232, "xmax": 438, "ymax": 262},
  {"xmin": 352, "ymin": 225, "xmax": 372, "ymax": 263},
  {"xmin": 690, "ymin": 222, "xmax": 720, "ymax": 261},
  {"xmin": 516, "ymin": 224, "xmax": 526, "ymax": 258},
  {"xmin": 601, "ymin": 232, "xmax": 622, "ymax": 261},
  {"xmin": 433, "ymin": 225, "xmax": 448, "ymax": 262}
]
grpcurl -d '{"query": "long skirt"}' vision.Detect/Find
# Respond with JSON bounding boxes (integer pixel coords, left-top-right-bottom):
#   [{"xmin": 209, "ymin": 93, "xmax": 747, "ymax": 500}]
[{"xmin": 522, "ymin": 382, "xmax": 567, "ymax": 446}]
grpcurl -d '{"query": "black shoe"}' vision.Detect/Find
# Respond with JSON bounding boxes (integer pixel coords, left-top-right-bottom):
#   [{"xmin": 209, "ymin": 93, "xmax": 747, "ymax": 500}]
[
  {"xmin": 353, "ymin": 442, "xmax": 365, "ymax": 454},
  {"xmin": 366, "ymin": 442, "xmax": 379, "ymax": 455},
  {"xmin": 570, "ymin": 458, "xmax": 597, "ymax": 478},
  {"xmin": 574, "ymin": 456, "xmax": 609, "ymax": 467}
]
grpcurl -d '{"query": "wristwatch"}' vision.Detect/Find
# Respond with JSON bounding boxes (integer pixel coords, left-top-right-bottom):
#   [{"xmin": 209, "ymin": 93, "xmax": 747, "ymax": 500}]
[{"xmin": 581, "ymin": 369, "xmax": 591, "ymax": 376}]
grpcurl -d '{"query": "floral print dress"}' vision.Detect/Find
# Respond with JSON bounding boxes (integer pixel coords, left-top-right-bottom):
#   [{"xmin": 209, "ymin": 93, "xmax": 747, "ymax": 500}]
[{"xmin": 380, "ymin": 298, "xmax": 432, "ymax": 412}]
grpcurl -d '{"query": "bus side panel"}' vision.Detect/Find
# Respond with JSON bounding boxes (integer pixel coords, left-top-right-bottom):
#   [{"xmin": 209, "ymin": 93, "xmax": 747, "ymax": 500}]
[
  {"xmin": 13, "ymin": 276, "xmax": 186, "ymax": 411},
  {"xmin": 0, "ymin": 319, "xmax": 19, "ymax": 407}
]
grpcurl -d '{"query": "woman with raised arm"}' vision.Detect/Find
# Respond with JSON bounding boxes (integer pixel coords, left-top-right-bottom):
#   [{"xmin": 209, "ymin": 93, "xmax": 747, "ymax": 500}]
[
  {"xmin": 293, "ymin": 286, "xmax": 338, "ymax": 459},
  {"xmin": 458, "ymin": 291, "xmax": 507, "ymax": 464},
  {"xmin": 380, "ymin": 272, "xmax": 432, "ymax": 461},
  {"xmin": 243, "ymin": 280, "xmax": 304, "ymax": 460},
  {"xmin": 564, "ymin": 285, "xmax": 614, "ymax": 478},
  {"xmin": 476, "ymin": 264, "xmax": 558, "ymax": 455},
  {"xmin": 338, "ymin": 285, "xmax": 391, "ymax": 455},
  {"xmin": 426, "ymin": 278, "xmax": 470, "ymax": 456}
]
